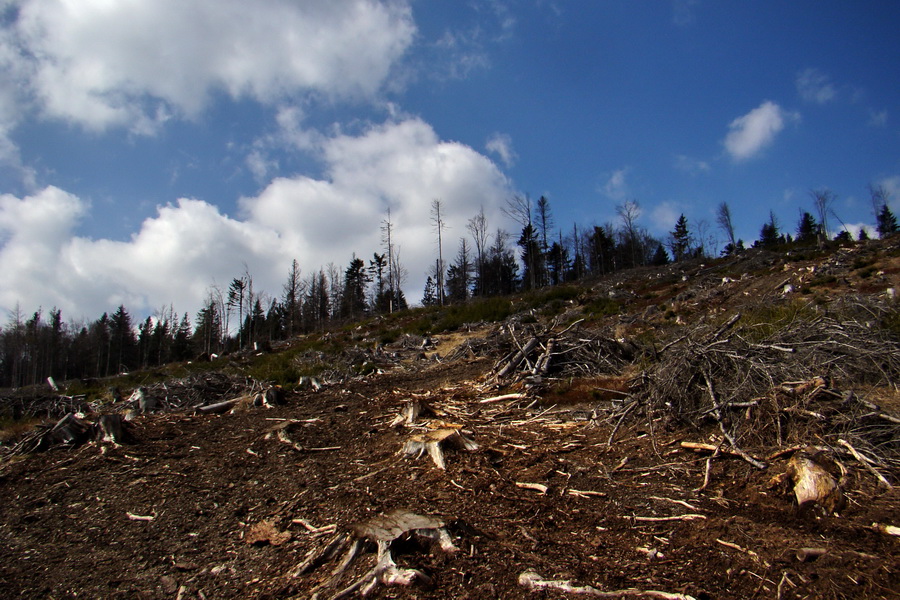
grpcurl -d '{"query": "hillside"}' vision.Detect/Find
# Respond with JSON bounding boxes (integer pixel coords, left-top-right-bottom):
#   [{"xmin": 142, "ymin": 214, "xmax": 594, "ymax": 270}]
[{"xmin": 1, "ymin": 238, "xmax": 899, "ymax": 600}]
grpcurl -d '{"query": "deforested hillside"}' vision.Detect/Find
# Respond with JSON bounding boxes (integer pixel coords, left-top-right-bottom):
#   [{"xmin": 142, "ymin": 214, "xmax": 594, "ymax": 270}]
[{"xmin": 1, "ymin": 237, "xmax": 899, "ymax": 600}]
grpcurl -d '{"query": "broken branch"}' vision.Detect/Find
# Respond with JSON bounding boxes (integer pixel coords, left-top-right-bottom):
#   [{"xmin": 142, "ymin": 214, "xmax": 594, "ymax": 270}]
[
  {"xmin": 519, "ymin": 571, "xmax": 696, "ymax": 600},
  {"xmin": 837, "ymin": 438, "xmax": 892, "ymax": 488}
]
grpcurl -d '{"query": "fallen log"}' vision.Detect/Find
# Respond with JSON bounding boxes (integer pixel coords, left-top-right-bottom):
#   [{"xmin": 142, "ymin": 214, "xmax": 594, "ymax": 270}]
[
  {"xmin": 494, "ymin": 337, "xmax": 540, "ymax": 381},
  {"xmin": 195, "ymin": 399, "xmax": 239, "ymax": 415},
  {"xmin": 532, "ymin": 338, "xmax": 558, "ymax": 376}
]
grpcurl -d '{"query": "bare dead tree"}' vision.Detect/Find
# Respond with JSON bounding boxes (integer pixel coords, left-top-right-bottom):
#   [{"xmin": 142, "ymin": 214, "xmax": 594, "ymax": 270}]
[
  {"xmin": 810, "ymin": 188, "xmax": 835, "ymax": 244},
  {"xmin": 694, "ymin": 219, "xmax": 713, "ymax": 258},
  {"xmin": 381, "ymin": 208, "xmax": 396, "ymax": 313},
  {"xmin": 616, "ymin": 199, "xmax": 642, "ymax": 267},
  {"xmin": 869, "ymin": 183, "xmax": 889, "ymax": 216},
  {"xmin": 326, "ymin": 262, "xmax": 342, "ymax": 320},
  {"xmin": 430, "ymin": 199, "xmax": 447, "ymax": 306},
  {"xmin": 716, "ymin": 202, "xmax": 737, "ymax": 252},
  {"xmin": 503, "ymin": 194, "xmax": 533, "ymax": 229},
  {"xmin": 536, "ymin": 195, "xmax": 554, "ymax": 254},
  {"xmin": 467, "ymin": 207, "xmax": 490, "ymax": 296},
  {"xmin": 282, "ymin": 259, "xmax": 304, "ymax": 338}
]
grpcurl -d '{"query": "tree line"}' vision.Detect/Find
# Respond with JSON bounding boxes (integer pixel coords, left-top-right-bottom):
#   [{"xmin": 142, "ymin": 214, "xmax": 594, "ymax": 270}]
[{"xmin": 1, "ymin": 185, "xmax": 896, "ymax": 389}]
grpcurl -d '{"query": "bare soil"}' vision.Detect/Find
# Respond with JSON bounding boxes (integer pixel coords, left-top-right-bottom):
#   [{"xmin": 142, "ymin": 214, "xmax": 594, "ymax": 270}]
[{"xmin": 1, "ymin": 355, "xmax": 898, "ymax": 599}]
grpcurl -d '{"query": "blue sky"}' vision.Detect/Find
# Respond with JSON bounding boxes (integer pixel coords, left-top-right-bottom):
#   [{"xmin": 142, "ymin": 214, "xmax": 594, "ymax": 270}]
[{"xmin": 0, "ymin": 0, "xmax": 898, "ymax": 321}]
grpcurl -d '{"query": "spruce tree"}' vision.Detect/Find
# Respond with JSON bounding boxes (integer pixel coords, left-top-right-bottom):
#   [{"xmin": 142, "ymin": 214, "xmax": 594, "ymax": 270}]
[
  {"xmin": 340, "ymin": 255, "xmax": 369, "ymax": 320},
  {"xmin": 876, "ymin": 204, "xmax": 899, "ymax": 238},
  {"xmin": 796, "ymin": 211, "xmax": 819, "ymax": 243},
  {"xmin": 668, "ymin": 214, "xmax": 691, "ymax": 261},
  {"xmin": 422, "ymin": 276, "xmax": 437, "ymax": 306},
  {"xmin": 756, "ymin": 212, "xmax": 781, "ymax": 247},
  {"xmin": 651, "ymin": 243, "xmax": 669, "ymax": 266}
]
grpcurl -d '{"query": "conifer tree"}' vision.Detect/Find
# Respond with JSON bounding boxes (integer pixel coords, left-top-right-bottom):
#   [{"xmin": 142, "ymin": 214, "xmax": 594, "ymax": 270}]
[
  {"xmin": 668, "ymin": 214, "xmax": 691, "ymax": 261},
  {"xmin": 340, "ymin": 255, "xmax": 370, "ymax": 320},
  {"xmin": 421, "ymin": 276, "xmax": 437, "ymax": 306},
  {"xmin": 756, "ymin": 211, "xmax": 782, "ymax": 247},
  {"xmin": 651, "ymin": 243, "xmax": 669, "ymax": 266},
  {"xmin": 877, "ymin": 204, "xmax": 898, "ymax": 238},
  {"xmin": 795, "ymin": 211, "xmax": 819, "ymax": 243}
]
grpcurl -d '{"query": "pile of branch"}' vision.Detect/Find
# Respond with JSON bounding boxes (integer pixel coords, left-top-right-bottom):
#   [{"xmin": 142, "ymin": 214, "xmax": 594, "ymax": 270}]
[
  {"xmin": 0, "ymin": 392, "xmax": 95, "ymax": 421},
  {"xmin": 488, "ymin": 319, "xmax": 634, "ymax": 385},
  {"xmin": 441, "ymin": 336, "xmax": 495, "ymax": 362},
  {"xmin": 633, "ymin": 298, "xmax": 900, "ymax": 475},
  {"xmin": 116, "ymin": 373, "xmax": 260, "ymax": 413},
  {"xmin": 7, "ymin": 412, "xmax": 130, "ymax": 455}
]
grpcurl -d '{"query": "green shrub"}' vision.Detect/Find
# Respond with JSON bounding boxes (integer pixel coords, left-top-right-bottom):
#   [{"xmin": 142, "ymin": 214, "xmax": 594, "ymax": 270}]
[
  {"xmin": 584, "ymin": 297, "xmax": 622, "ymax": 317},
  {"xmin": 434, "ymin": 297, "xmax": 516, "ymax": 331}
]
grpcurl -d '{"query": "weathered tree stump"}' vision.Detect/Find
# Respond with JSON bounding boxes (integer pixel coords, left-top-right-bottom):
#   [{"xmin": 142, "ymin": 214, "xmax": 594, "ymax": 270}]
[{"xmin": 293, "ymin": 510, "xmax": 457, "ymax": 599}]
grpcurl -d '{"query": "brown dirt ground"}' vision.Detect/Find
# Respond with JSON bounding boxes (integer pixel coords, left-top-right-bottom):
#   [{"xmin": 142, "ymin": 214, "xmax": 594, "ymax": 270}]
[{"xmin": 1, "ymin": 353, "xmax": 898, "ymax": 600}]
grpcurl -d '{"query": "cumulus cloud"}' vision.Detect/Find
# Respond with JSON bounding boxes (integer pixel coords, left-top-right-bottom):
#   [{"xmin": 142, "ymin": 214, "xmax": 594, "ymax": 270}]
[
  {"xmin": 3, "ymin": 0, "xmax": 416, "ymax": 132},
  {"xmin": 485, "ymin": 133, "xmax": 517, "ymax": 167},
  {"xmin": 839, "ymin": 223, "xmax": 876, "ymax": 240},
  {"xmin": 723, "ymin": 101, "xmax": 798, "ymax": 161},
  {"xmin": 796, "ymin": 68, "xmax": 836, "ymax": 104},
  {"xmin": 0, "ymin": 118, "xmax": 513, "ymax": 319},
  {"xmin": 0, "ymin": 186, "xmax": 87, "ymax": 312},
  {"xmin": 246, "ymin": 117, "xmax": 513, "ymax": 284},
  {"xmin": 601, "ymin": 168, "xmax": 630, "ymax": 201},
  {"xmin": 648, "ymin": 201, "xmax": 683, "ymax": 233}
]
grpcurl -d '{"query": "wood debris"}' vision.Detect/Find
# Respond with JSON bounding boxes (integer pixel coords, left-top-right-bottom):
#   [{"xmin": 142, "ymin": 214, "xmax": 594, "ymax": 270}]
[
  {"xmin": 871, "ymin": 523, "xmax": 900, "ymax": 537},
  {"xmin": 400, "ymin": 428, "xmax": 477, "ymax": 470},
  {"xmin": 126, "ymin": 512, "xmax": 156, "ymax": 521},
  {"xmin": 516, "ymin": 482, "xmax": 549, "ymax": 494},
  {"xmin": 293, "ymin": 510, "xmax": 457, "ymax": 599},
  {"xmin": 770, "ymin": 453, "xmax": 845, "ymax": 515},
  {"xmin": 245, "ymin": 519, "xmax": 291, "ymax": 546},
  {"xmin": 631, "ymin": 514, "xmax": 707, "ymax": 523},
  {"xmin": 518, "ymin": 570, "xmax": 696, "ymax": 600}
]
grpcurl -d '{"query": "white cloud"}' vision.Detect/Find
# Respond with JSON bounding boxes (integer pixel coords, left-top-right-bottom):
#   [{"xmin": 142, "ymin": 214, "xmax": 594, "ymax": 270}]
[
  {"xmin": 839, "ymin": 223, "xmax": 875, "ymax": 240},
  {"xmin": 4, "ymin": 0, "xmax": 416, "ymax": 133},
  {"xmin": 723, "ymin": 101, "xmax": 798, "ymax": 161},
  {"xmin": 649, "ymin": 201, "xmax": 683, "ymax": 233},
  {"xmin": 246, "ymin": 117, "xmax": 513, "ymax": 284},
  {"xmin": 868, "ymin": 109, "xmax": 888, "ymax": 127},
  {"xmin": 673, "ymin": 154, "xmax": 711, "ymax": 175},
  {"xmin": 796, "ymin": 68, "xmax": 836, "ymax": 104},
  {"xmin": 601, "ymin": 168, "xmax": 630, "ymax": 201},
  {"xmin": 0, "ymin": 21, "xmax": 37, "ymax": 186},
  {"xmin": 245, "ymin": 150, "xmax": 278, "ymax": 184},
  {"xmin": 0, "ymin": 186, "xmax": 88, "ymax": 312},
  {"xmin": 485, "ymin": 133, "xmax": 517, "ymax": 167},
  {"xmin": 877, "ymin": 176, "xmax": 900, "ymax": 210},
  {"xmin": 426, "ymin": 1, "xmax": 518, "ymax": 81},
  {"xmin": 0, "ymin": 118, "xmax": 513, "ymax": 319}
]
